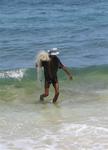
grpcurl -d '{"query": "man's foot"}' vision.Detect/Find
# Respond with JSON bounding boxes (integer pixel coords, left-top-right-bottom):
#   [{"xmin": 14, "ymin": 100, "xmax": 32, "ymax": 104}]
[
  {"xmin": 53, "ymin": 93, "xmax": 59, "ymax": 103},
  {"xmin": 40, "ymin": 95, "xmax": 44, "ymax": 101},
  {"xmin": 53, "ymin": 98, "xmax": 57, "ymax": 103}
]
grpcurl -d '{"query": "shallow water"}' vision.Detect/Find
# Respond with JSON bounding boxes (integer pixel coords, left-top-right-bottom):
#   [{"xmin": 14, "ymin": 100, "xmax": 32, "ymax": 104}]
[
  {"xmin": 0, "ymin": 90, "xmax": 108, "ymax": 150},
  {"xmin": 0, "ymin": 69, "xmax": 108, "ymax": 150}
]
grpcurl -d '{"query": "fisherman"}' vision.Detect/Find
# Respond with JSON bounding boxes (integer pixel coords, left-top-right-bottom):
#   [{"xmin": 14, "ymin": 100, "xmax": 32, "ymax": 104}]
[{"xmin": 36, "ymin": 48, "xmax": 72, "ymax": 103}]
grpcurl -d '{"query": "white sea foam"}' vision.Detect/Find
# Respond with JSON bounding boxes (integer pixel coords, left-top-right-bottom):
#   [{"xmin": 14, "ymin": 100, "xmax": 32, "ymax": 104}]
[
  {"xmin": 0, "ymin": 126, "xmax": 108, "ymax": 150},
  {"xmin": 0, "ymin": 99, "xmax": 108, "ymax": 150},
  {"xmin": 0, "ymin": 69, "xmax": 25, "ymax": 79},
  {"xmin": 0, "ymin": 144, "xmax": 8, "ymax": 150},
  {"xmin": 0, "ymin": 122, "xmax": 108, "ymax": 150}
]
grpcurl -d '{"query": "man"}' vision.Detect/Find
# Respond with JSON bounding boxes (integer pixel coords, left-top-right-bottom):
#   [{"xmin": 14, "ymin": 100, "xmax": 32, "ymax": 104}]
[{"xmin": 36, "ymin": 48, "xmax": 72, "ymax": 103}]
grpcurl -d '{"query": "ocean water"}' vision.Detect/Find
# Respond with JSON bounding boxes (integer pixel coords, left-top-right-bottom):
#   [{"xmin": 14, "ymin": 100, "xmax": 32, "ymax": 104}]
[{"xmin": 0, "ymin": 0, "xmax": 108, "ymax": 149}]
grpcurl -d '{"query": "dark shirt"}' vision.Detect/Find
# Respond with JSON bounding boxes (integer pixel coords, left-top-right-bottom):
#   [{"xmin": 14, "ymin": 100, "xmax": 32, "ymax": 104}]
[{"xmin": 41, "ymin": 56, "xmax": 64, "ymax": 80}]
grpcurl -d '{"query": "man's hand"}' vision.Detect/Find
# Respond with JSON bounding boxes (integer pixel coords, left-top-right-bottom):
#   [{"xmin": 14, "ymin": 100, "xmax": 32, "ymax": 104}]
[{"xmin": 62, "ymin": 66, "xmax": 73, "ymax": 80}]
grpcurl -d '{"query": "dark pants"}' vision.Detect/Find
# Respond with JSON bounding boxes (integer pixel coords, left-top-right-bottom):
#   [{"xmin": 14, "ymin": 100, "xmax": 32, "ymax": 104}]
[{"xmin": 40, "ymin": 77, "xmax": 59, "ymax": 103}]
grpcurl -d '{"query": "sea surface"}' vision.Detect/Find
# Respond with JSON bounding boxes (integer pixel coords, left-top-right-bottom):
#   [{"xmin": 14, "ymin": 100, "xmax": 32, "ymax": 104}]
[{"xmin": 0, "ymin": 0, "xmax": 108, "ymax": 149}]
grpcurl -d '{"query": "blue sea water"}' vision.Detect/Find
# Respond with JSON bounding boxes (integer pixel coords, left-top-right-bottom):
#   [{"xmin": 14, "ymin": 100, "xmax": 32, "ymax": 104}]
[{"xmin": 0, "ymin": 0, "xmax": 108, "ymax": 69}]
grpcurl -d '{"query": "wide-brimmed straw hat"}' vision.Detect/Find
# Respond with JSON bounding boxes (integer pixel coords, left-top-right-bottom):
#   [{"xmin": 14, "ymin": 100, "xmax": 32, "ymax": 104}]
[{"xmin": 48, "ymin": 48, "xmax": 59, "ymax": 56}]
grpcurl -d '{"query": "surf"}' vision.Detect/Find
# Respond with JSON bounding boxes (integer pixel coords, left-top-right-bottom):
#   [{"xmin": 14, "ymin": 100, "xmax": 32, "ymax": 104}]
[{"xmin": 0, "ymin": 64, "xmax": 108, "ymax": 104}]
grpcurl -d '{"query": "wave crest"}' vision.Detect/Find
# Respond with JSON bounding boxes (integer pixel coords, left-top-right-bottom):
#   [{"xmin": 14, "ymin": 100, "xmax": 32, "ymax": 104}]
[{"xmin": 0, "ymin": 69, "xmax": 26, "ymax": 79}]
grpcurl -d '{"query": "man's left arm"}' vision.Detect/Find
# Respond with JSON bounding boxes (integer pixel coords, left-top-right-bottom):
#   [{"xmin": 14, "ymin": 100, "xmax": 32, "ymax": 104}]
[
  {"xmin": 62, "ymin": 66, "xmax": 73, "ymax": 80},
  {"xmin": 57, "ymin": 56, "xmax": 73, "ymax": 80}
]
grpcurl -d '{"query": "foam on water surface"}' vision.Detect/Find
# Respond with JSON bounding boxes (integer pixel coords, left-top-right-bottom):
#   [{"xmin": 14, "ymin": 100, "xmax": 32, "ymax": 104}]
[
  {"xmin": 0, "ymin": 94, "xmax": 108, "ymax": 150},
  {"xmin": 0, "ymin": 122, "xmax": 108, "ymax": 150},
  {"xmin": 0, "ymin": 66, "xmax": 108, "ymax": 149}
]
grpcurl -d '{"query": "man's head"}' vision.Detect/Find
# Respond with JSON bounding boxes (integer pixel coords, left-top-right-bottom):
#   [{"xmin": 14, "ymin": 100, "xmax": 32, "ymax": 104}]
[{"xmin": 48, "ymin": 48, "xmax": 59, "ymax": 56}]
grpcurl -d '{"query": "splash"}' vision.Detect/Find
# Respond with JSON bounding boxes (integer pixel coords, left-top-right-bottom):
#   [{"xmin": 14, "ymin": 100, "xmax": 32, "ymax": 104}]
[{"xmin": 0, "ymin": 69, "xmax": 25, "ymax": 80}]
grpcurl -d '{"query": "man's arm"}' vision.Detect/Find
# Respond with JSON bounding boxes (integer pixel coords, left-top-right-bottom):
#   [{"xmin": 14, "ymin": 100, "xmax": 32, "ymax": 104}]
[
  {"xmin": 56, "ymin": 56, "xmax": 73, "ymax": 80},
  {"xmin": 62, "ymin": 66, "xmax": 73, "ymax": 80}
]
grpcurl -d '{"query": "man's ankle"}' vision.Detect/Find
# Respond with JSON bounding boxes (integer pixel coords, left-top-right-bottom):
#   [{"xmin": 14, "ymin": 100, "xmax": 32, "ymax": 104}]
[{"xmin": 40, "ymin": 95, "xmax": 44, "ymax": 101}]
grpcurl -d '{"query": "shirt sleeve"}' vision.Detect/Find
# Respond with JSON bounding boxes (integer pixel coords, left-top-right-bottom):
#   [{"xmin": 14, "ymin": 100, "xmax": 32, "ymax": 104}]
[{"xmin": 57, "ymin": 57, "xmax": 64, "ymax": 69}]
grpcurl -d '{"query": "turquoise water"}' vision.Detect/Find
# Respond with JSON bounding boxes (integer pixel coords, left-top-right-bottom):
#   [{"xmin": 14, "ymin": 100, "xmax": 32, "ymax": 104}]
[
  {"xmin": 0, "ymin": 66, "xmax": 108, "ymax": 149},
  {"xmin": 0, "ymin": 65, "xmax": 108, "ymax": 103}
]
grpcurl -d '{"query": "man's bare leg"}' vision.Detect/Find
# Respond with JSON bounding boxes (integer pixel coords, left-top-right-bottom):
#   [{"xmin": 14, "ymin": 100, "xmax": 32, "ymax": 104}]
[
  {"xmin": 40, "ymin": 81, "xmax": 50, "ymax": 101},
  {"xmin": 53, "ymin": 82, "xmax": 59, "ymax": 103}
]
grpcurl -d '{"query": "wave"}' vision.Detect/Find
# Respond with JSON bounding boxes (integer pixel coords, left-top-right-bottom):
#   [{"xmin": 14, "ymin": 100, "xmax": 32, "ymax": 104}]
[
  {"xmin": 0, "ymin": 65, "xmax": 108, "ymax": 103},
  {"xmin": 0, "ymin": 69, "xmax": 25, "ymax": 79},
  {"xmin": 0, "ymin": 64, "xmax": 108, "ymax": 81},
  {"xmin": 0, "ymin": 68, "xmax": 36, "ymax": 81}
]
